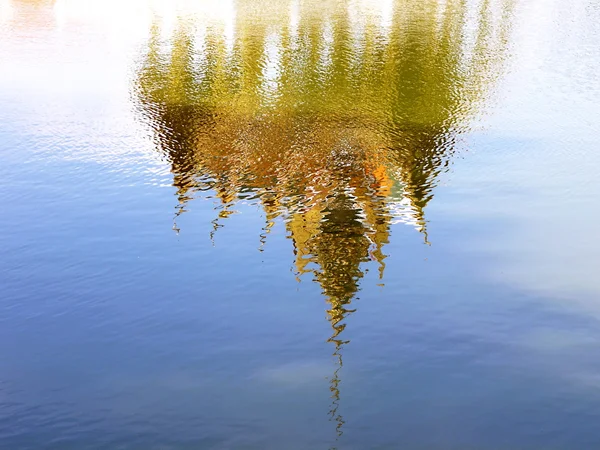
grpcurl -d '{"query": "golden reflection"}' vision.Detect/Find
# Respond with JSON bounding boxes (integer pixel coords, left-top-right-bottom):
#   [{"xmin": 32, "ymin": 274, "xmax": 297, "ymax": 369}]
[{"xmin": 133, "ymin": 0, "xmax": 514, "ymax": 441}]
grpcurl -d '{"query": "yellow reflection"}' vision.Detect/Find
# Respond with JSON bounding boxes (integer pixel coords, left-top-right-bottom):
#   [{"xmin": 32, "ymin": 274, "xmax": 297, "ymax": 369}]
[{"xmin": 132, "ymin": 0, "xmax": 515, "ymax": 441}]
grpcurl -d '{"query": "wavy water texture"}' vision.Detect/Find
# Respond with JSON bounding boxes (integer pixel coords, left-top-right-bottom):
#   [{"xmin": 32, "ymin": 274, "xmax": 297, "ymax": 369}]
[{"xmin": 132, "ymin": 0, "xmax": 515, "ymax": 440}]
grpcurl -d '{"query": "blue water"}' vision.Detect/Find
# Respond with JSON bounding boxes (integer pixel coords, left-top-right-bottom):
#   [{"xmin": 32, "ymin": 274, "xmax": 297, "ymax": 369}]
[{"xmin": 1, "ymin": 0, "xmax": 600, "ymax": 449}]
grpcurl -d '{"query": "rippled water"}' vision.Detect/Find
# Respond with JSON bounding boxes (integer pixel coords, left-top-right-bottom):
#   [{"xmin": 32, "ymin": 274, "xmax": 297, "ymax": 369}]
[{"xmin": 1, "ymin": 0, "xmax": 600, "ymax": 448}]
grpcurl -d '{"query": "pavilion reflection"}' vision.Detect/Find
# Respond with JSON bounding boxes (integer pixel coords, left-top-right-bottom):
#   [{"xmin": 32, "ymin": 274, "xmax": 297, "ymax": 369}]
[{"xmin": 133, "ymin": 0, "xmax": 514, "ymax": 441}]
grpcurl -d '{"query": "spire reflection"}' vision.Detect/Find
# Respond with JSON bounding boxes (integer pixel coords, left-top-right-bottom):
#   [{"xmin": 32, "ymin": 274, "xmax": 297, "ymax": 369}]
[{"xmin": 133, "ymin": 0, "xmax": 514, "ymax": 442}]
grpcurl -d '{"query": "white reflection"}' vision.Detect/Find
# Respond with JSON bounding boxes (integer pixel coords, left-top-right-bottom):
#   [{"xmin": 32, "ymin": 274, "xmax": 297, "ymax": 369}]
[
  {"xmin": 289, "ymin": 0, "xmax": 299, "ymax": 38},
  {"xmin": 223, "ymin": 0, "xmax": 236, "ymax": 56},
  {"xmin": 379, "ymin": 0, "xmax": 394, "ymax": 31},
  {"xmin": 261, "ymin": 31, "xmax": 283, "ymax": 106},
  {"xmin": 317, "ymin": 20, "xmax": 334, "ymax": 82}
]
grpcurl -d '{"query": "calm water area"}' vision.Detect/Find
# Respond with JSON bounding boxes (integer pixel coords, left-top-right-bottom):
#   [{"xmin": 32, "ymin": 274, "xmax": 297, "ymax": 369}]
[{"xmin": 1, "ymin": 0, "xmax": 600, "ymax": 448}]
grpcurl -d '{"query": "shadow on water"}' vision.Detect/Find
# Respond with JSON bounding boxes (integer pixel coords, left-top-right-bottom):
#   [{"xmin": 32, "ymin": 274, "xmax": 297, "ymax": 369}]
[{"xmin": 132, "ymin": 0, "xmax": 514, "ymax": 442}]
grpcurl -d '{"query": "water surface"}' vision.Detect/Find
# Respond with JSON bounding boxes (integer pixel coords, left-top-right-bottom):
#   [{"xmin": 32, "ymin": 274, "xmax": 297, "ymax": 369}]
[{"xmin": 1, "ymin": 0, "xmax": 600, "ymax": 448}]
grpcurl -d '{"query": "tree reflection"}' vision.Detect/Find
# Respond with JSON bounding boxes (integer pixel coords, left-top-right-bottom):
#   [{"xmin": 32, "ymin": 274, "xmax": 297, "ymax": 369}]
[{"xmin": 133, "ymin": 0, "xmax": 514, "ymax": 442}]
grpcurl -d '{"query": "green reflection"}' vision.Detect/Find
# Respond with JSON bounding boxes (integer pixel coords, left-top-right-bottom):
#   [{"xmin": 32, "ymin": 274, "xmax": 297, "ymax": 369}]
[{"xmin": 133, "ymin": 0, "xmax": 514, "ymax": 442}]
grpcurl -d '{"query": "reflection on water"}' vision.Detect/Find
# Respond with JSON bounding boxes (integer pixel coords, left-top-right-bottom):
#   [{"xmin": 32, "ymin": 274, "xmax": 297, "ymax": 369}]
[{"xmin": 133, "ymin": 0, "xmax": 514, "ymax": 439}]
